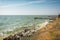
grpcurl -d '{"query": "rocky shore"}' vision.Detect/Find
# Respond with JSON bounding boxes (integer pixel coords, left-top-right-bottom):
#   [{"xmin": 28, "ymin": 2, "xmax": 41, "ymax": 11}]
[
  {"xmin": 3, "ymin": 20, "xmax": 49, "ymax": 40},
  {"xmin": 3, "ymin": 15, "xmax": 60, "ymax": 40}
]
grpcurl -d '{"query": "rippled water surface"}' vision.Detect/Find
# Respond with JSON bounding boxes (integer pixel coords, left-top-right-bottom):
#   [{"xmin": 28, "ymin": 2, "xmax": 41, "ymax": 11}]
[{"xmin": 0, "ymin": 15, "xmax": 55, "ymax": 37}]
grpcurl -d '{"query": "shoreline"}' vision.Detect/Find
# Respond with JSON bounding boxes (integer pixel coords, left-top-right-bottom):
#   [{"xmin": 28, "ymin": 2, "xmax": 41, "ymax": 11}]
[{"xmin": 2, "ymin": 20, "xmax": 50, "ymax": 40}]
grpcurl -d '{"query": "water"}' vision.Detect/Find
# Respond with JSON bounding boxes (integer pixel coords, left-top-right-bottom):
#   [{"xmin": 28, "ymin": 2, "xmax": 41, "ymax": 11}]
[{"xmin": 0, "ymin": 15, "xmax": 56, "ymax": 37}]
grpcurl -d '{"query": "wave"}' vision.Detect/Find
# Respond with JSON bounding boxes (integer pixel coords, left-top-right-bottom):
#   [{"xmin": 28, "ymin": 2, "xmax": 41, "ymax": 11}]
[{"xmin": 0, "ymin": 15, "xmax": 53, "ymax": 37}]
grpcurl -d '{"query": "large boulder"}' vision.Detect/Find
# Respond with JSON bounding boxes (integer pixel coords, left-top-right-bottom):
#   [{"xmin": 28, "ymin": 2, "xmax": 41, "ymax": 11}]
[
  {"xmin": 3, "ymin": 37, "xmax": 8, "ymax": 40},
  {"xmin": 3, "ymin": 35, "xmax": 13, "ymax": 40},
  {"xmin": 13, "ymin": 34, "xmax": 20, "ymax": 40}
]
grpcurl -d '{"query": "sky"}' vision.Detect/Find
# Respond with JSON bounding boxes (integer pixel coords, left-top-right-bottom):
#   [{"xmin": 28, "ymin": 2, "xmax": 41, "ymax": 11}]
[{"xmin": 0, "ymin": 0, "xmax": 60, "ymax": 15}]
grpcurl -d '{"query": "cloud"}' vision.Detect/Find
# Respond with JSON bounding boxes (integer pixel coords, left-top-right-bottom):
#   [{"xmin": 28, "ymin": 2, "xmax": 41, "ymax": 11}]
[
  {"xmin": 0, "ymin": 8, "xmax": 59, "ymax": 15},
  {"xmin": 0, "ymin": 0, "xmax": 45, "ymax": 8},
  {"xmin": 0, "ymin": 0, "xmax": 59, "ymax": 8},
  {"xmin": 0, "ymin": 0, "xmax": 60, "ymax": 15}
]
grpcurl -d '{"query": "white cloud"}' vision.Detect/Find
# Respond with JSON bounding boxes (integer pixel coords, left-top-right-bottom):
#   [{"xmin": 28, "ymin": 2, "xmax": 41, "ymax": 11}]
[
  {"xmin": 0, "ymin": 8, "xmax": 59, "ymax": 15},
  {"xmin": 0, "ymin": 0, "xmax": 59, "ymax": 15},
  {"xmin": 0, "ymin": 0, "xmax": 45, "ymax": 8},
  {"xmin": 0, "ymin": 0, "xmax": 45, "ymax": 15}
]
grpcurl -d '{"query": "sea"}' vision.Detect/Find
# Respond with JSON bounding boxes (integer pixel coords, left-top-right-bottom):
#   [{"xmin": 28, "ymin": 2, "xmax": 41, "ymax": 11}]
[{"xmin": 0, "ymin": 15, "xmax": 57, "ymax": 37}]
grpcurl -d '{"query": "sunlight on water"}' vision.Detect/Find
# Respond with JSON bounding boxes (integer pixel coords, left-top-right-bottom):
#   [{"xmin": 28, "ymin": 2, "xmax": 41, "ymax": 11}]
[{"xmin": 0, "ymin": 15, "xmax": 56, "ymax": 37}]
